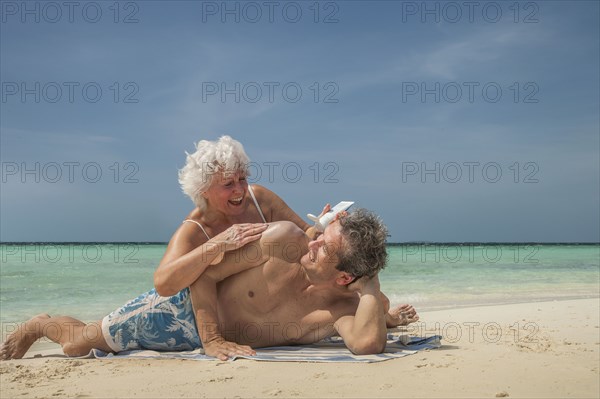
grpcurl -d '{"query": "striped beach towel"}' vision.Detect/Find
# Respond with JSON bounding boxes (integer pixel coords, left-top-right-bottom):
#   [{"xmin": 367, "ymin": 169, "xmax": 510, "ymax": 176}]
[{"xmin": 90, "ymin": 334, "xmax": 442, "ymax": 363}]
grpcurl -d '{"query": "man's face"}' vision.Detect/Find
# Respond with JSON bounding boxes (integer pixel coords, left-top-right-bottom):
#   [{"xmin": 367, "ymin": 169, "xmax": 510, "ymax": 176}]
[{"xmin": 300, "ymin": 221, "xmax": 345, "ymax": 282}]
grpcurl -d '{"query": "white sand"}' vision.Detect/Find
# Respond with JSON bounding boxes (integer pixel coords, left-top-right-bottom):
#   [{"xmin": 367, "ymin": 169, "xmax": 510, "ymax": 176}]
[{"xmin": 1, "ymin": 298, "xmax": 599, "ymax": 398}]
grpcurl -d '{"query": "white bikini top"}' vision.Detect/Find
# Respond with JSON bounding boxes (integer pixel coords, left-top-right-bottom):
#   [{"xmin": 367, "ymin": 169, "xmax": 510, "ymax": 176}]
[{"xmin": 182, "ymin": 185, "xmax": 267, "ymax": 240}]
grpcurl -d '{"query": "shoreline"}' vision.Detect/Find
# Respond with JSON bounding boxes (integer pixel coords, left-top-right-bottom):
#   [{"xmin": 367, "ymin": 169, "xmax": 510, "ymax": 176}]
[
  {"xmin": 399, "ymin": 293, "xmax": 600, "ymax": 312},
  {"xmin": 2, "ymin": 298, "xmax": 598, "ymax": 398}
]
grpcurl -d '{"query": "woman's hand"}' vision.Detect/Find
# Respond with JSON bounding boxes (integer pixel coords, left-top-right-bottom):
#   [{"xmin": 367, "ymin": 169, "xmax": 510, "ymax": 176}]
[
  {"xmin": 207, "ymin": 223, "xmax": 268, "ymax": 264},
  {"xmin": 317, "ymin": 203, "xmax": 331, "ymax": 219},
  {"xmin": 306, "ymin": 204, "xmax": 331, "ymax": 239}
]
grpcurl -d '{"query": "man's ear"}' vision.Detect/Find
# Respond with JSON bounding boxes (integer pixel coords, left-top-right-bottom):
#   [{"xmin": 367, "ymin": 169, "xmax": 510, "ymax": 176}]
[{"xmin": 336, "ymin": 273, "xmax": 355, "ymax": 286}]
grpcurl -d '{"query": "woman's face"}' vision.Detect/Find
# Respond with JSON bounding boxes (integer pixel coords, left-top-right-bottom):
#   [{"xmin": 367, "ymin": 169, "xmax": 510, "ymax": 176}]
[{"xmin": 203, "ymin": 170, "xmax": 249, "ymax": 216}]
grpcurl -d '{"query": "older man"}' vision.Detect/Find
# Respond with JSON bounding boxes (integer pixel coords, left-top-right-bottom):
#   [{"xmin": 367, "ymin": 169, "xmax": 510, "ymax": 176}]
[
  {"xmin": 1, "ymin": 209, "xmax": 418, "ymax": 360},
  {"xmin": 191, "ymin": 208, "xmax": 398, "ymax": 359}
]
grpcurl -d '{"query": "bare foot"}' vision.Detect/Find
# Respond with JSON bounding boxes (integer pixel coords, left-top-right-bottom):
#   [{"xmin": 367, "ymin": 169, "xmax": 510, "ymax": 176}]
[
  {"xmin": 0, "ymin": 314, "xmax": 50, "ymax": 360},
  {"xmin": 388, "ymin": 304, "xmax": 419, "ymax": 327}
]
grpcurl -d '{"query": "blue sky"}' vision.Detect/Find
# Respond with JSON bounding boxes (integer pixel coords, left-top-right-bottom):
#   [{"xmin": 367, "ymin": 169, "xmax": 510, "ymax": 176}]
[{"xmin": 1, "ymin": 0, "xmax": 598, "ymax": 242}]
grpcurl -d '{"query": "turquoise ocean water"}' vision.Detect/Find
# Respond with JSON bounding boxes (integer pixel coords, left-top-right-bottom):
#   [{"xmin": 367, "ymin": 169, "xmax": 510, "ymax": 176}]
[{"xmin": 1, "ymin": 244, "xmax": 598, "ymax": 330}]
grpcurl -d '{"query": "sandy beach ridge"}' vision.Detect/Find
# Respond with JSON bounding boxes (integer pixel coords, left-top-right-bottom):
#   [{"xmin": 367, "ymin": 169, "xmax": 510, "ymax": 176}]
[{"xmin": 1, "ymin": 298, "xmax": 598, "ymax": 398}]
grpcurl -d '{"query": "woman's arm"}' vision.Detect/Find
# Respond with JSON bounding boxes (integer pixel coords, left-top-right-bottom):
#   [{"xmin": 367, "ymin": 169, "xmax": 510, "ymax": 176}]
[
  {"xmin": 155, "ymin": 184, "xmax": 314, "ymax": 296},
  {"xmin": 154, "ymin": 221, "xmax": 267, "ymax": 296},
  {"xmin": 251, "ymin": 184, "xmax": 325, "ymax": 239}
]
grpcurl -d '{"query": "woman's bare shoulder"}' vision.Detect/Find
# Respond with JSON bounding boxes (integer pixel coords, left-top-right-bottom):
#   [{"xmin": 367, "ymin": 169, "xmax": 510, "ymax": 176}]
[
  {"xmin": 250, "ymin": 184, "xmax": 273, "ymax": 199},
  {"xmin": 170, "ymin": 208, "xmax": 208, "ymax": 246},
  {"xmin": 184, "ymin": 207, "xmax": 203, "ymax": 220}
]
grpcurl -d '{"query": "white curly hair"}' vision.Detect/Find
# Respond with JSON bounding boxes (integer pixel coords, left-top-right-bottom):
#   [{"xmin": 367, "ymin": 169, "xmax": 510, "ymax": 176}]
[{"xmin": 178, "ymin": 136, "xmax": 250, "ymax": 210}]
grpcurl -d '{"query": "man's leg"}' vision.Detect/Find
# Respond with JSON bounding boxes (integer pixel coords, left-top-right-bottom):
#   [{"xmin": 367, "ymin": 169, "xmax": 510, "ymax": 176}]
[{"xmin": 1, "ymin": 314, "xmax": 112, "ymax": 360}]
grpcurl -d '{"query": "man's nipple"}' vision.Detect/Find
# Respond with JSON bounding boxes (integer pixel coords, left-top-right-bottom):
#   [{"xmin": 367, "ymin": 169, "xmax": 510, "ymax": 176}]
[{"xmin": 248, "ymin": 290, "xmax": 254, "ymax": 298}]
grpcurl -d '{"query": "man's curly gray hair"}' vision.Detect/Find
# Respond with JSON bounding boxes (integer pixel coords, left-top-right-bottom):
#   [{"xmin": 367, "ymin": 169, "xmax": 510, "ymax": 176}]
[
  {"xmin": 178, "ymin": 136, "xmax": 250, "ymax": 210},
  {"xmin": 336, "ymin": 208, "xmax": 388, "ymax": 279}
]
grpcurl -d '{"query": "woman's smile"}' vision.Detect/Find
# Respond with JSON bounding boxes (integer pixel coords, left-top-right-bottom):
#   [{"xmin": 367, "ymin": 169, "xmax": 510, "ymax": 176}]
[{"xmin": 228, "ymin": 195, "xmax": 244, "ymax": 206}]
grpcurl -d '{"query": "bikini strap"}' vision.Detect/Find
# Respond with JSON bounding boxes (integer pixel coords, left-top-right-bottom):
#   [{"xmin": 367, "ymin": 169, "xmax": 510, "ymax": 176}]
[
  {"xmin": 182, "ymin": 219, "xmax": 211, "ymax": 240},
  {"xmin": 248, "ymin": 185, "xmax": 267, "ymax": 223}
]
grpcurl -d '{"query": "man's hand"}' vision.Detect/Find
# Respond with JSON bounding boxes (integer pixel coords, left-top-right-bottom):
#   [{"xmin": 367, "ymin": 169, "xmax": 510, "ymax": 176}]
[
  {"xmin": 203, "ymin": 337, "xmax": 256, "ymax": 361},
  {"xmin": 386, "ymin": 304, "xmax": 420, "ymax": 327}
]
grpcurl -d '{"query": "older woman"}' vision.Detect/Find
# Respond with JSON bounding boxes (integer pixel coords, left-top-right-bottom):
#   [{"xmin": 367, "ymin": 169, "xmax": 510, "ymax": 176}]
[{"xmin": 154, "ymin": 136, "xmax": 326, "ymax": 297}]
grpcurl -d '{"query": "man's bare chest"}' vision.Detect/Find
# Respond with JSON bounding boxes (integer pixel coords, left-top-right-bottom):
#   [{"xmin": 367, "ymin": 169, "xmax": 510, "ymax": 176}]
[{"xmin": 217, "ymin": 261, "xmax": 301, "ymax": 313}]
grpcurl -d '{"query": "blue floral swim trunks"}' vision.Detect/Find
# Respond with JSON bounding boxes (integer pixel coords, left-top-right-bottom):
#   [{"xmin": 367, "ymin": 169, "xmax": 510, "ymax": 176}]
[{"xmin": 101, "ymin": 288, "xmax": 202, "ymax": 352}]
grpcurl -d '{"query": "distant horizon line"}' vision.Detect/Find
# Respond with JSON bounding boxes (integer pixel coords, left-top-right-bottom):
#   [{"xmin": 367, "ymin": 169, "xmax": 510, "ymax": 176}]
[{"xmin": 1, "ymin": 241, "xmax": 598, "ymax": 246}]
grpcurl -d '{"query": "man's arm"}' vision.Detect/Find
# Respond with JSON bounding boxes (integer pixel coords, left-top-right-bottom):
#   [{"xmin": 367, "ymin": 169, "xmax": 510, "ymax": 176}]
[
  {"xmin": 189, "ymin": 275, "xmax": 255, "ymax": 360},
  {"xmin": 333, "ymin": 276, "xmax": 388, "ymax": 355},
  {"xmin": 188, "ymin": 234, "xmax": 270, "ymax": 360},
  {"xmin": 189, "ymin": 221, "xmax": 305, "ymax": 359}
]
